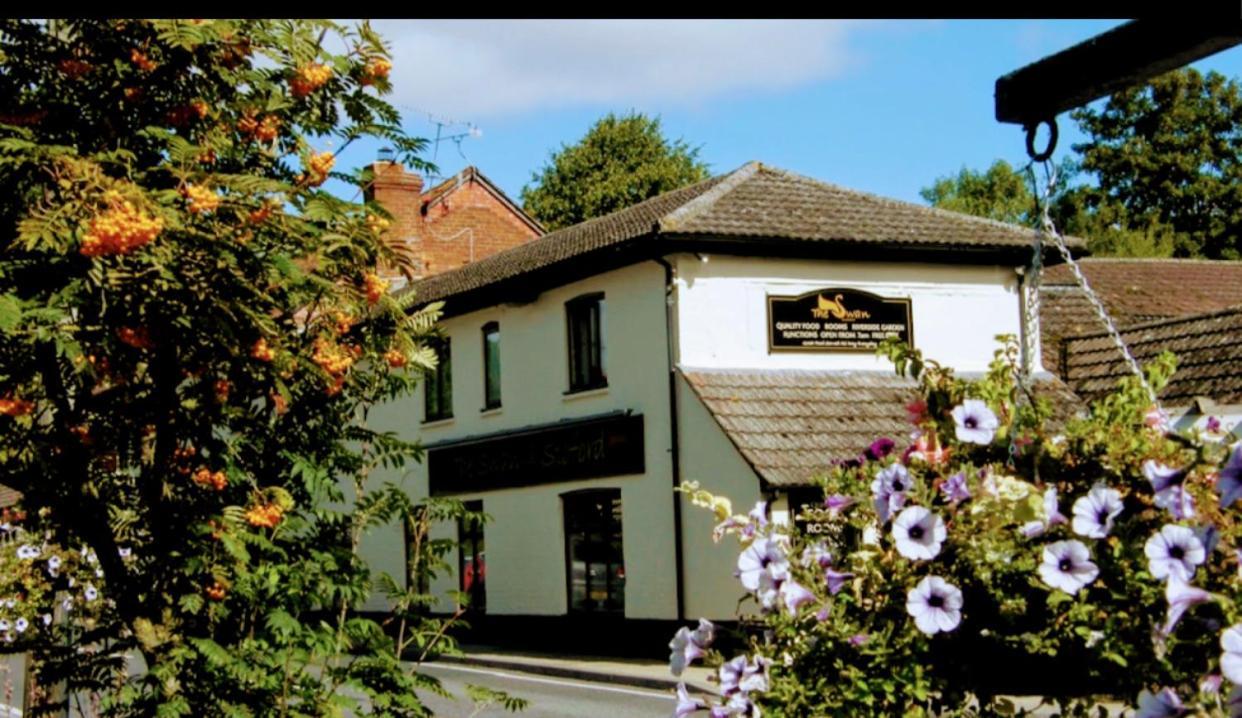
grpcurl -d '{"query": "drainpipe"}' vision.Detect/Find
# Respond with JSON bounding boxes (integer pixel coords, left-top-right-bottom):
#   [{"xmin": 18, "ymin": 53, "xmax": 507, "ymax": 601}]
[{"xmin": 654, "ymin": 256, "xmax": 686, "ymax": 622}]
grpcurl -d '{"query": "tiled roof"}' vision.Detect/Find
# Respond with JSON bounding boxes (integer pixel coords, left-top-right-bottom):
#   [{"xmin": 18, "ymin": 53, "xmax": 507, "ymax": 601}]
[
  {"xmin": 682, "ymin": 368, "xmax": 1082, "ymax": 487},
  {"xmin": 1040, "ymin": 259, "xmax": 1242, "ymax": 372},
  {"xmin": 0, "ymin": 484, "xmax": 20, "ymax": 508},
  {"xmin": 404, "ymin": 162, "xmax": 1077, "ymax": 308},
  {"xmin": 1061, "ymin": 305, "xmax": 1242, "ymax": 406}
]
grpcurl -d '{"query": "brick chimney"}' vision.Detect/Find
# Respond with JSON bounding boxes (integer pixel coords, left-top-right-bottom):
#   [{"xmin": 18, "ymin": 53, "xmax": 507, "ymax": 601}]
[{"xmin": 365, "ymin": 152, "xmax": 424, "ymax": 279}]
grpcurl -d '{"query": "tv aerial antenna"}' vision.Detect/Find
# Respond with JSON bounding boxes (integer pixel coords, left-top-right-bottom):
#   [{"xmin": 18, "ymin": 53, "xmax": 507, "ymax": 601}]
[{"xmin": 403, "ymin": 107, "xmax": 482, "ymax": 181}]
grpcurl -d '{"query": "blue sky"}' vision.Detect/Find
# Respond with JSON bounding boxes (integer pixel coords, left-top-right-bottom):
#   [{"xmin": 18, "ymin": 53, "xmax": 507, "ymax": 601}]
[{"xmin": 328, "ymin": 20, "xmax": 1242, "ymax": 208}]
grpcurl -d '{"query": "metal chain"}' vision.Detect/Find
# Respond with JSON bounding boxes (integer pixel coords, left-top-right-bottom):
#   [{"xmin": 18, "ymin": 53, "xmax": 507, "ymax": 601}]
[{"xmin": 1026, "ymin": 161, "xmax": 1161, "ymax": 410}]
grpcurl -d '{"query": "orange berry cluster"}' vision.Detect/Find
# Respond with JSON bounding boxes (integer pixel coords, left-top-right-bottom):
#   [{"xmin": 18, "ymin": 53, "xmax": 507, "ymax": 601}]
[
  {"xmin": 249, "ymin": 199, "xmax": 279, "ymax": 225},
  {"xmin": 270, "ymin": 391, "xmax": 288, "ymax": 415},
  {"xmin": 359, "ymin": 57, "xmax": 392, "ymax": 86},
  {"xmin": 130, "ymin": 48, "xmax": 157, "ymax": 72},
  {"xmin": 250, "ymin": 338, "xmax": 275, "ymax": 362},
  {"xmin": 58, "ymin": 58, "xmax": 92, "ymax": 79},
  {"xmin": 184, "ymin": 184, "xmax": 221, "ymax": 215},
  {"xmin": 245, "ymin": 502, "xmax": 284, "ymax": 528},
  {"xmin": 167, "ymin": 100, "xmax": 209, "ymax": 127},
  {"xmin": 214, "ymin": 378, "xmax": 231, "ymax": 403},
  {"xmin": 331, "ymin": 311, "xmax": 355, "ymax": 336},
  {"xmin": 384, "ymin": 349, "xmax": 407, "ymax": 368},
  {"xmin": 80, "ymin": 198, "xmax": 164, "ymax": 257},
  {"xmin": 365, "ymin": 213, "xmax": 391, "ymax": 234},
  {"xmin": 363, "ymin": 273, "xmax": 389, "ymax": 305},
  {"xmin": 117, "ymin": 326, "xmax": 154, "ymax": 350},
  {"xmin": 301, "ymin": 151, "xmax": 335, "ymax": 187},
  {"xmin": 312, "ymin": 337, "xmax": 355, "ymax": 396},
  {"xmin": 238, "ymin": 112, "xmax": 280, "ymax": 142},
  {"xmin": 192, "ymin": 467, "xmax": 228, "ymax": 491},
  {"xmin": 290, "ymin": 63, "xmax": 333, "ymax": 98},
  {"xmin": 0, "ymin": 396, "xmax": 34, "ymax": 417},
  {"xmin": 205, "ymin": 580, "xmax": 227, "ymax": 601}
]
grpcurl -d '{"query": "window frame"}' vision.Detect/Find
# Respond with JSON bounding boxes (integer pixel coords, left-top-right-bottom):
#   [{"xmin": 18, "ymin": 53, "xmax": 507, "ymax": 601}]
[
  {"xmin": 561, "ymin": 488, "xmax": 624, "ymax": 615},
  {"xmin": 565, "ymin": 293, "xmax": 607, "ymax": 394},
  {"xmin": 457, "ymin": 500, "xmax": 486, "ymax": 613},
  {"xmin": 423, "ymin": 336, "xmax": 453, "ymax": 422},
  {"xmin": 482, "ymin": 321, "xmax": 501, "ymax": 411}
]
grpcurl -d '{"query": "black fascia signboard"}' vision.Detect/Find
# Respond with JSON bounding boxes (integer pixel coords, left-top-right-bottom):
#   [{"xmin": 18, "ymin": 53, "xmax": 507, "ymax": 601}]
[
  {"xmin": 767, "ymin": 287, "xmax": 913, "ymax": 352},
  {"xmin": 427, "ymin": 412, "xmax": 645, "ymax": 496}
]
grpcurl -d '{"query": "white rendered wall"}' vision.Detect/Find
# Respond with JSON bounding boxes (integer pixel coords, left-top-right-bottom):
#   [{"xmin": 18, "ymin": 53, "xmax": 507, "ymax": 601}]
[
  {"xmin": 357, "ymin": 262, "xmax": 679, "ymax": 619},
  {"xmin": 672, "ymin": 254, "xmax": 1027, "ymax": 374},
  {"xmin": 675, "ymin": 374, "xmax": 764, "ymax": 620}
]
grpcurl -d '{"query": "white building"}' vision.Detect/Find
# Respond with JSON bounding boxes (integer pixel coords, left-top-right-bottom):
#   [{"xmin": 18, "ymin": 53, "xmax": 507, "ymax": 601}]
[{"xmin": 358, "ymin": 161, "xmax": 1079, "ymax": 648}]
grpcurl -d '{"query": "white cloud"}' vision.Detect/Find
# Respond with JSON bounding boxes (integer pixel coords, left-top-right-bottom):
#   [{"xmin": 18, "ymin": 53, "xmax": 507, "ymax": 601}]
[{"xmin": 367, "ymin": 20, "xmax": 860, "ymax": 120}]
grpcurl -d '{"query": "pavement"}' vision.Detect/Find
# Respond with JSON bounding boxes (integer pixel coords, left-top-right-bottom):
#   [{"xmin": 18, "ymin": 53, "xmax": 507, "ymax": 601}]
[
  {"xmin": 435, "ymin": 644, "xmax": 714, "ymax": 694},
  {"xmin": 426, "ymin": 645, "xmax": 1129, "ymax": 717}
]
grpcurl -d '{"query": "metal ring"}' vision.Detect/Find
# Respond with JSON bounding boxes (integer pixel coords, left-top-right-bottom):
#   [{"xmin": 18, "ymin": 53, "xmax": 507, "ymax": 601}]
[{"xmin": 1025, "ymin": 118, "xmax": 1058, "ymax": 162}]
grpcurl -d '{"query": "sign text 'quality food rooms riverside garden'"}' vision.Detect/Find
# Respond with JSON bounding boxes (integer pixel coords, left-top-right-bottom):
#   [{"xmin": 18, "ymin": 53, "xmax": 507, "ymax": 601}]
[{"xmin": 767, "ymin": 288, "xmax": 913, "ymax": 352}]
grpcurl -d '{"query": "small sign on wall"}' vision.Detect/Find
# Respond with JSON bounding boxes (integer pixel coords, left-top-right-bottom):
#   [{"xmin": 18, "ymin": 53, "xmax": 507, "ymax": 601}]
[{"xmin": 767, "ymin": 287, "xmax": 913, "ymax": 352}]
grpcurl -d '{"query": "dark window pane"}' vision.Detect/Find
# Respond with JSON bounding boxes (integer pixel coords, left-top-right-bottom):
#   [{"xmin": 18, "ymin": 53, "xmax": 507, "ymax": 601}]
[
  {"xmin": 424, "ymin": 338, "xmax": 452, "ymax": 421},
  {"xmin": 567, "ymin": 295, "xmax": 606, "ymax": 392},
  {"xmin": 563, "ymin": 489, "xmax": 623, "ymax": 613},
  {"xmin": 483, "ymin": 323, "xmax": 501, "ymax": 409},
  {"xmin": 458, "ymin": 500, "xmax": 485, "ymax": 613}
]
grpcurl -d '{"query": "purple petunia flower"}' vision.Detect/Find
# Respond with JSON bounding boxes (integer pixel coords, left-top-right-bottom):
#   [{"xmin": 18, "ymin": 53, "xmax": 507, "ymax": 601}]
[
  {"xmin": 1222, "ymin": 624, "xmax": 1242, "ymax": 684},
  {"xmin": 1021, "ymin": 487, "xmax": 1068, "ymax": 539},
  {"xmin": 1145, "ymin": 525, "xmax": 1206, "ymax": 583},
  {"xmin": 668, "ymin": 618, "xmax": 715, "ymax": 676},
  {"xmin": 719, "ymin": 655, "xmax": 771, "ymax": 698},
  {"xmin": 1144, "ymin": 460, "xmax": 1197, "ymax": 520},
  {"xmin": 1228, "ymin": 687, "xmax": 1242, "ymax": 718},
  {"xmin": 1208, "ymin": 416, "xmax": 1224, "ymax": 433},
  {"xmin": 1219, "ymin": 443, "xmax": 1242, "ymax": 509},
  {"xmin": 1134, "ymin": 688, "xmax": 1185, "ymax": 718},
  {"xmin": 823, "ymin": 494, "xmax": 854, "ymax": 515},
  {"xmin": 871, "ymin": 464, "xmax": 915, "ymax": 524},
  {"xmin": 940, "ymin": 472, "xmax": 971, "ymax": 505},
  {"xmin": 1038, "ymin": 540, "xmax": 1098, "ymax": 595},
  {"xmin": 747, "ymin": 502, "xmax": 769, "ymax": 529},
  {"xmin": 13, "ymin": 618, "xmax": 26, "ymax": 634},
  {"xmin": 951, "ymin": 399, "xmax": 999, "ymax": 445},
  {"xmin": 892, "ymin": 506, "xmax": 946, "ymax": 561},
  {"xmin": 736, "ymin": 537, "xmax": 789, "ymax": 593},
  {"xmin": 800, "ymin": 542, "xmax": 832, "ymax": 570},
  {"xmin": 906, "ymin": 575, "xmax": 963, "ymax": 635},
  {"xmin": 849, "ymin": 633, "xmax": 869, "ymax": 647},
  {"xmin": 865, "ymin": 437, "xmax": 896, "ymax": 461},
  {"xmin": 825, "ymin": 567, "xmax": 853, "ymax": 595},
  {"xmin": 1071, "ymin": 484, "xmax": 1124, "ymax": 539},
  {"xmin": 675, "ymin": 683, "xmax": 706, "ymax": 717},
  {"xmin": 1162, "ymin": 578, "xmax": 1212, "ymax": 636},
  {"xmin": 815, "ymin": 605, "xmax": 831, "ymax": 623},
  {"xmin": 780, "ymin": 580, "xmax": 816, "ymax": 614}
]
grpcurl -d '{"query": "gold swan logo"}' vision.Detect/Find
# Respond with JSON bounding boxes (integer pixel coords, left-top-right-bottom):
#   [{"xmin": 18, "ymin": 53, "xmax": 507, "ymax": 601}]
[{"xmin": 811, "ymin": 293, "xmax": 871, "ymax": 321}]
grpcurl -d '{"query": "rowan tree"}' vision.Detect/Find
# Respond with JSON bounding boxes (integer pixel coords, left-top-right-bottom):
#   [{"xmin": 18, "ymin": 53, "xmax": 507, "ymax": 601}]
[{"xmin": 0, "ymin": 19, "xmax": 503, "ymax": 717}]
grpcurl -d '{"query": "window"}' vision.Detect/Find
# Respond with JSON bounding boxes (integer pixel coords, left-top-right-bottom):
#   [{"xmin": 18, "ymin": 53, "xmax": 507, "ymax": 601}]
[
  {"xmin": 482, "ymin": 322, "xmax": 501, "ymax": 410},
  {"xmin": 563, "ymin": 489, "xmax": 624, "ymax": 613},
  {"xmin": 566, "ymin": 293, "xmax": 606, "ymax": 393},
  {"xmin": 423, "ymin": 337, "xmax": 452, "ymax": 421},
  {"xmin": 458, "ymin": 500, "xmax": 486, "ymax": 613}
]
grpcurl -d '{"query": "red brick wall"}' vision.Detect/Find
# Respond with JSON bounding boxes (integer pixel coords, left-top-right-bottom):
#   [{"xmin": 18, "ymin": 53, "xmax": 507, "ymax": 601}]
[
  {"xmin": 367, "ymin": 162, "xmax": 540, "ymax": 279},
  {"xmin": 421, "ymin": 181, "xmax": 541, "ymax": 274}
]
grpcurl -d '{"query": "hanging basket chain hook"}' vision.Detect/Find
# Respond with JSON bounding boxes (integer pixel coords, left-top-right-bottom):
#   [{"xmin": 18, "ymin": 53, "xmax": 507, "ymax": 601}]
[
  {"xmin": 1025, "ymin": 118, "xmax": 1058, "ymax": 163},
  {"xmin": 1025, "ymin": 158, "xmax": 1162, "ymax": 413}
]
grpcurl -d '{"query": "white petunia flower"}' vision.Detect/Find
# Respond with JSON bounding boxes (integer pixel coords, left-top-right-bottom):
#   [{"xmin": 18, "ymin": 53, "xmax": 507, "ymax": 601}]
[
  {"xmin": 892, "ymin": 506, "xmax": 946, "ymax": 561},
  {"xmin": 905, "ymin": 575, "xmax": 963, "ymax": 635},
  {"xmin": 1038, "ymin": 540, "xmax": 1098, "ymax": 595}
]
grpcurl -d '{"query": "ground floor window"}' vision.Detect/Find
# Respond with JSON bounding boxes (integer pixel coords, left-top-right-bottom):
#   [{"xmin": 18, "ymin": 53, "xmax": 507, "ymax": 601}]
[
  {"xmin": 562, "ymin": 489, "xmax": 624, "ymax": 613},
  {"xmin": 458, "ymin": 500, "xmax": 486, "ymax": 613}
]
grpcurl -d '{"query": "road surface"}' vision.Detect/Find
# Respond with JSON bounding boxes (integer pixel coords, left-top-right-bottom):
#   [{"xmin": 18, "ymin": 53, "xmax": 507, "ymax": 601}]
[{"xmin": 419, "ymin": 663, "xmax": 678, "ymax": 717}]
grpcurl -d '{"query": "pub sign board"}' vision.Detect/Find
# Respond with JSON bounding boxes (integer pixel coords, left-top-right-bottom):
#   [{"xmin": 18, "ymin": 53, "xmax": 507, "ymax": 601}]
[
  {"xmin": 428, "ymin": 413, "xmax": 645, "ymax": 496},
  {"xmin": 767, "ymin": 287, "xmax": 913, "ymax": 352}
]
